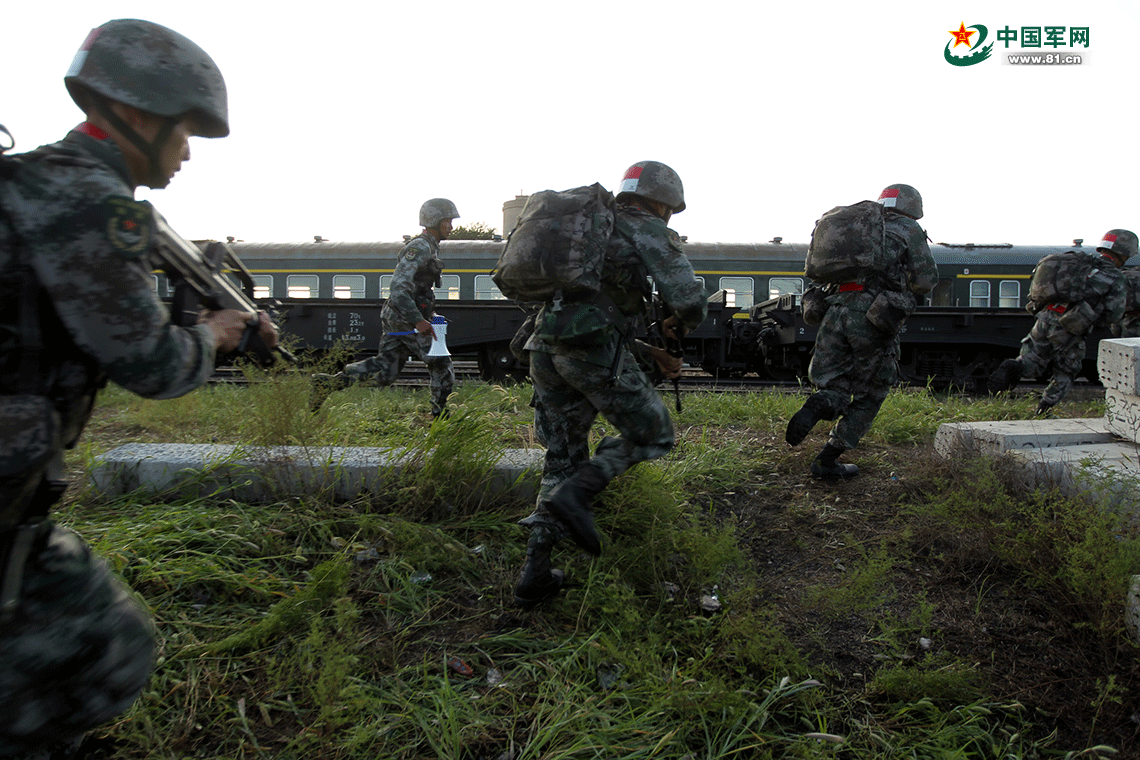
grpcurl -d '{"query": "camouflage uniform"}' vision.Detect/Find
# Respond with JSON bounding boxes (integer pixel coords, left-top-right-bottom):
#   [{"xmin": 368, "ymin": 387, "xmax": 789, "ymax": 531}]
[
  {"xmin": 1013, "ymin": 251, "xmax": 1126, "ymax": 407},
  {"xmin": 1118, "ymin": 268, "xmax": 1140, "ymax": 338},
  {"xmin": 793, "ymin": 210, "xmax": 937, "ymax": 458},
  {"xmin": 339, "ymin": 232, "xmax": 454, "ymax": 416},
  {"xmin": 519, "ymin": 203, "xmax": 706, "ymax": 556},
  {"xmin": 1, "ymin": 126, "xmax": 217, "ymax": 756}
]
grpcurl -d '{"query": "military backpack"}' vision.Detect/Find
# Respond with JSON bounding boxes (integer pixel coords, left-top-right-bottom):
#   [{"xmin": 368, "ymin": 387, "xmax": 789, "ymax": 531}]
[
  {"xmin": 491, "ymin": 183, "xmax": 616, "ymax": 303},
  {"xmin": 1027, "ymin": 250, "xmax": 1115, "ymax": 309},
  {"xmin": 805, "ymin": 200, "xmax": 888, "ymax": 283}
]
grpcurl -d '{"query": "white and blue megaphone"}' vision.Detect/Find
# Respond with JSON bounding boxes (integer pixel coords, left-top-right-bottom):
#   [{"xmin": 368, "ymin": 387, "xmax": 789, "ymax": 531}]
[{"xmin": 426, "ymin": 314, "xmax": 450, "ymax": 357}]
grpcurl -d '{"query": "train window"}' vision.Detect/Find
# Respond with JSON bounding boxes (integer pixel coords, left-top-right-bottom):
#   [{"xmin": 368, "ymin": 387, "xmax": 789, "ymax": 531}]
[
  {"xmin": 929, "ymin": 279, "xmax": 952, "ymax": 306},
  {"xmin": 436, "ymin": 275, "xmax": 461, "ymax": 301},
  {"xmin": 769, "ymin": 277, "xmax": 803, "ymax": 302},
  {"xmin": 719, "ymin": 277, "xmax": 754, "ymax": 309},
  {"xmin": 333, "ymin": 274, "xmax": 366, "ymax": 299},
  {"xmin": 151, "ymin": 275, "xmax": 162, "ymax": 296},
  {"xmin": 998, "ymin": 280, "xmax": 1020, "ymax": 308},
  {"xmin": 252, "ymin": 275, "xmax": 273, "ymax": 299},
  {"xmin": 287, "ymin": 274, "xmax": 319, "ymax": 299},
  {"xmin": 969, "ymin": 280, "xmax": 990, "ymax": 307},
  {"xmin": 475, "ymin": 275, "xmax": 507, "ymax": 300},
  {"xmin": 380, "ymin": 275, "xmax": 392, "ymax": 299}
]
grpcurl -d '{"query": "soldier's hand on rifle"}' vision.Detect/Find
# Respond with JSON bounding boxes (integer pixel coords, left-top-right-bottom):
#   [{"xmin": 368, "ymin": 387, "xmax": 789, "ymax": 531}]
[
  {"xmin": 647, "ymin": 344, "xmax": 684, "ymax": 380},
  {"xmin": 201, "ymin": 309, "xmax": 279, "ymax": 354},
  {"xmin": 661, "ymin": 315, "xmax": 685, "ymax": 341},
  {"xmin": 415, "ymin": 318, "xmax": 437, "ymax": 339}
]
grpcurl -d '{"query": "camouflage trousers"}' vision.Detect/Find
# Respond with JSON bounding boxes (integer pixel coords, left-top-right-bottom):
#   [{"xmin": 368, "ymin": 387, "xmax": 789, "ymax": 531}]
[
  {"xmin": 0, "ymin": 516, "xmax": 154, "ymax": 758},
  {"xmin": 807, "ymin": 303, "xmax": 897, "ymax": 451},
  {"xmin": 343, "ymin": 330, "xmax": 454, "ymax": 415},
  {"xmin": 525, "ymin": 346, "xmax": 674, "ymax": 529},
  {"xmin": 1016, "ymin": 310, "xmax": 1085, "ymax": 408}
]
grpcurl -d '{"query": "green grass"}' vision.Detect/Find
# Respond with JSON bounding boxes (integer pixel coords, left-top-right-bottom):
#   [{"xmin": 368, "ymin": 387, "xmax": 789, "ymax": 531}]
[{"xmin": 47, "ymin": 378, "xmax": 1140, "ymax": 758}]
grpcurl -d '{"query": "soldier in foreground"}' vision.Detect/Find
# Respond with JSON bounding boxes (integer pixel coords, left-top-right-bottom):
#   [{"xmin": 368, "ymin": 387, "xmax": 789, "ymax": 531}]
[
  {"xmin": 0, "ymin": 19, "xmax": 277, "ymax": 760},
  {"xmin": 513, "ymin": 161, "xmax": 707, "ymax": 607},
  {"xmin": 311, "ymin": 199, "xmax": 458, "ymax": 418},
  {"xmin": 785, "ymin": 184, "xmax": 937, "ymax": 479},
  {"xmin": 988, "ymin": 230, "xmax": 1134, "ymax": 413}
]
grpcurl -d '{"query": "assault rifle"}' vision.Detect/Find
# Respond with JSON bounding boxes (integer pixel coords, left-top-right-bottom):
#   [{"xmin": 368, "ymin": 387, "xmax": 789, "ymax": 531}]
[
  {"xmin": 152, "ymin": 211, "xmax": 295, "ymax": 364},
  {"xmin": 648, "ymin": 293, "xmax": 684, "ymax": 413}
]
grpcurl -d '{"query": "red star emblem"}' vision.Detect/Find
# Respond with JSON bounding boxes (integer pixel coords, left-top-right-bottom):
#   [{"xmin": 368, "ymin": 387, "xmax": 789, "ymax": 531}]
[{"xmin": 949, "ymin": 22, "xmax": 976, "ymax": 48}]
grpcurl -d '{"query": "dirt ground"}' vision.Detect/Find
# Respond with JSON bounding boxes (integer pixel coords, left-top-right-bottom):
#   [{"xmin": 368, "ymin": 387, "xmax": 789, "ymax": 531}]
[
  {"xmin": 727, "ymin": 428, "xmax": 1140, "ymax": 756},
  {"xmin": 70, "ymin": 399, "xmax": 1140, "ymax": 757}
]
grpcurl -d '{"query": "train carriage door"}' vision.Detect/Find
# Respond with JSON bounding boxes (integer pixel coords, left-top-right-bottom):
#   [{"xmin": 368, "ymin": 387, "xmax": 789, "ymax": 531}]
[{"xmin": 929, "ymin": 279, "xmax": 952, "ymax": 306}]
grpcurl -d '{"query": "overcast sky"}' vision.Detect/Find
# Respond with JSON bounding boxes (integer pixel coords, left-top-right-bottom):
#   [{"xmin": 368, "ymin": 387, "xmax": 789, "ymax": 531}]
[{"xmin": 4, "ymin": 1, "xmax": 1135, "ymax": 248}]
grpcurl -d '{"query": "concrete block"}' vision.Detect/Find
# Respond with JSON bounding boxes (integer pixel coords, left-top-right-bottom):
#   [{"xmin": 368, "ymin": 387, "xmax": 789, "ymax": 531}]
[
  {"xmin": 1098, "ymin": 338, "xmax": 1140, "ymax": 395},
  {"xmin": 1105, "ymin": 388, "xmax": 1140, "ymax": 444},
  {"xmin": 90, "ymin": 443, "xmax": 545, "ymax": 503},
  {"xmin": 934, "ymin": 418, "xmax": 1114, "ymax": 458},
  {"xmin": 1004, "ymin": 441, "xmax": 1140, "ymax": 504}
]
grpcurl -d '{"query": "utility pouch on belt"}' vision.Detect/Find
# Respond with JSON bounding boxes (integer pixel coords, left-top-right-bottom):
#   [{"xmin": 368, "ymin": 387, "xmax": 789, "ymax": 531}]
[
  {"xmin": 535, "ymin": 301, "xmax": 616, "ymax": 347},
  {"xmin": 865, "ymin": 291, "xmax": 915, "ymax": 334},
  {"xmin": 1058, "ymin": 300, "xmax": 1098, "ymax": 335}
]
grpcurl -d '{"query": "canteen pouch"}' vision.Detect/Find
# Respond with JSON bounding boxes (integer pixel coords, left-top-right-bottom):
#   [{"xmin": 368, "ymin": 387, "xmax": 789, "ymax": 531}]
[{"xmin": 865, "ymin": 291, "xmax": 915, "ymax": 334}]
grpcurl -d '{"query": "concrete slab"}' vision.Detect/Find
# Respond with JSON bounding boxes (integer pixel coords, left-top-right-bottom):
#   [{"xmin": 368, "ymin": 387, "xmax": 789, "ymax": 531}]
[
  {"xmin": 1005, "ymin": 441, "xmax": 1140, "ymax": 504},
  {"xmin": 90, "ymin": 443, "xmax": 545, "ymax": 503},
  {"xmin": 933, "ymin": 418, "xmax": 1115, "ymax": 458}
]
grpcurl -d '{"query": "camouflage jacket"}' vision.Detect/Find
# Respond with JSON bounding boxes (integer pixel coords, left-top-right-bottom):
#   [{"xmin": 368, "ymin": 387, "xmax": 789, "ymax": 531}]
[
  {"xmin": 382, "ymin": 232, "xmax": 441, "ymax": 330},
  {"xmin": 527, "ymin": 203, "xmax": 708, "ymax": 359},
  {"xmin": 1, "ymin": 126, "xmax": 216, "ymax": 450}
]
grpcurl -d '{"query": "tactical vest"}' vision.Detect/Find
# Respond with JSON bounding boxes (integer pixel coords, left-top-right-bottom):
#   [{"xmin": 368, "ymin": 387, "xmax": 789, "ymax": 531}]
[{"xmin": 1, "ymin": 142, "xmax": 104, "ymax": 508}]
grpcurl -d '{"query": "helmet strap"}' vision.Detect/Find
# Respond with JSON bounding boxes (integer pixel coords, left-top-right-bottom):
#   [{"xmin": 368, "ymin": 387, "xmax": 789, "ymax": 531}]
[{"xmin": 92, "ymin": 95, "xmax": 178, "ymax": 187}]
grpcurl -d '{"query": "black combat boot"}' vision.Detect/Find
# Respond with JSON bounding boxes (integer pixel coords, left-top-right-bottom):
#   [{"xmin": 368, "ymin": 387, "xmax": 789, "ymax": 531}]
[
  {"xmin": 513, "ymin": 529, "xmax": 565, "ymax": 608},
  {"xmin": 987, "ymin": 359, "xmax": 1023, "ymax": 395},
  {"xmin": 786, "ymin": 392, "xmax": 836, "ymax": 446},
  {"xmin": 811, "ymin": 443, "xmax": 859, "ymax": 480},
  {"xmin": 309, "ymin": 372, "xmax": 351, "ymax": 412},
  {"xmin": 1035, "ymin": 398, "xmax": 1056, "ymax": 416},
  {"xmin": 543, "ymin": 463, "xmax": 608, "ymax": 556}
]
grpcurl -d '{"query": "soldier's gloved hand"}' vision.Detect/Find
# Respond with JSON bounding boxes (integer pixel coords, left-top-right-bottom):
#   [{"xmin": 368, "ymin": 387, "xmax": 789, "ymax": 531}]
[{"xmin": 415, "ymin": 319, "xmax": 436, "ymax": 339}]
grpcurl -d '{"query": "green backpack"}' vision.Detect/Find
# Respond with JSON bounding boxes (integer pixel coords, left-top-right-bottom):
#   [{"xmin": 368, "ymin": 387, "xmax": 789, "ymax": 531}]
[{"xmin": 491, "ymin": 183, "xmax": 615, "ymax": 303}]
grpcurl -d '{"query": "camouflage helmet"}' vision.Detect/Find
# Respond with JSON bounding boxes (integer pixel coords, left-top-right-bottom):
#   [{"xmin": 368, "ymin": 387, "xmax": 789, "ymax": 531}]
[
  {"xmin": 419, "ymin": 198, "xmax": 460, "ymax": 228},
  {"xmin": 877, "ymin": 184, "xmax": 923, "ymax": 220},
  {"xmin": 64, "ymin": 19, "xmax": 229, "ymax": 138},
  {"xmin": 1096, "ymin": 229, "xmax": 1139, "ymax": 263},
  {"xmin": 616, "ymin": 161, "xmax": 686, "ymax": 213}
]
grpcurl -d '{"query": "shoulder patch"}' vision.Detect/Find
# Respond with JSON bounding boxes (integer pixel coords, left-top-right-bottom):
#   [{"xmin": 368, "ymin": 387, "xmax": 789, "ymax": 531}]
[
  {"xmin": 104, "ymin": 196, "xmax": 154, "ymax": 258},
  {"xmin": 666, "ymin": 228, "xmax": 684, "ymax": 251}
]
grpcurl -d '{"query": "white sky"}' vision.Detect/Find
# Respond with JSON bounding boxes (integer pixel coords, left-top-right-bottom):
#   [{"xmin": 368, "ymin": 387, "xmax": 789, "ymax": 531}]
[{"xmin": 4, "ymin": 1, "xmax": 1136, "ymax": 247}]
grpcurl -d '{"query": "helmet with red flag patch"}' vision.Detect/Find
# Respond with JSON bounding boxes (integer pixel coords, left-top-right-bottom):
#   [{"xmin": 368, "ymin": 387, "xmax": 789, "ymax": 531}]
[{"xmin": 877, "ymin": 184, "xmax": 923, "ymax": 220}]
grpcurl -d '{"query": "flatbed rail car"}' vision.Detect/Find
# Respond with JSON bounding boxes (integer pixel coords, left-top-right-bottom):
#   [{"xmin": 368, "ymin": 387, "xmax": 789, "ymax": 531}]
[{"xmin": 169, "ymin": 236, "xmax": 1124, "ymax": 387}]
